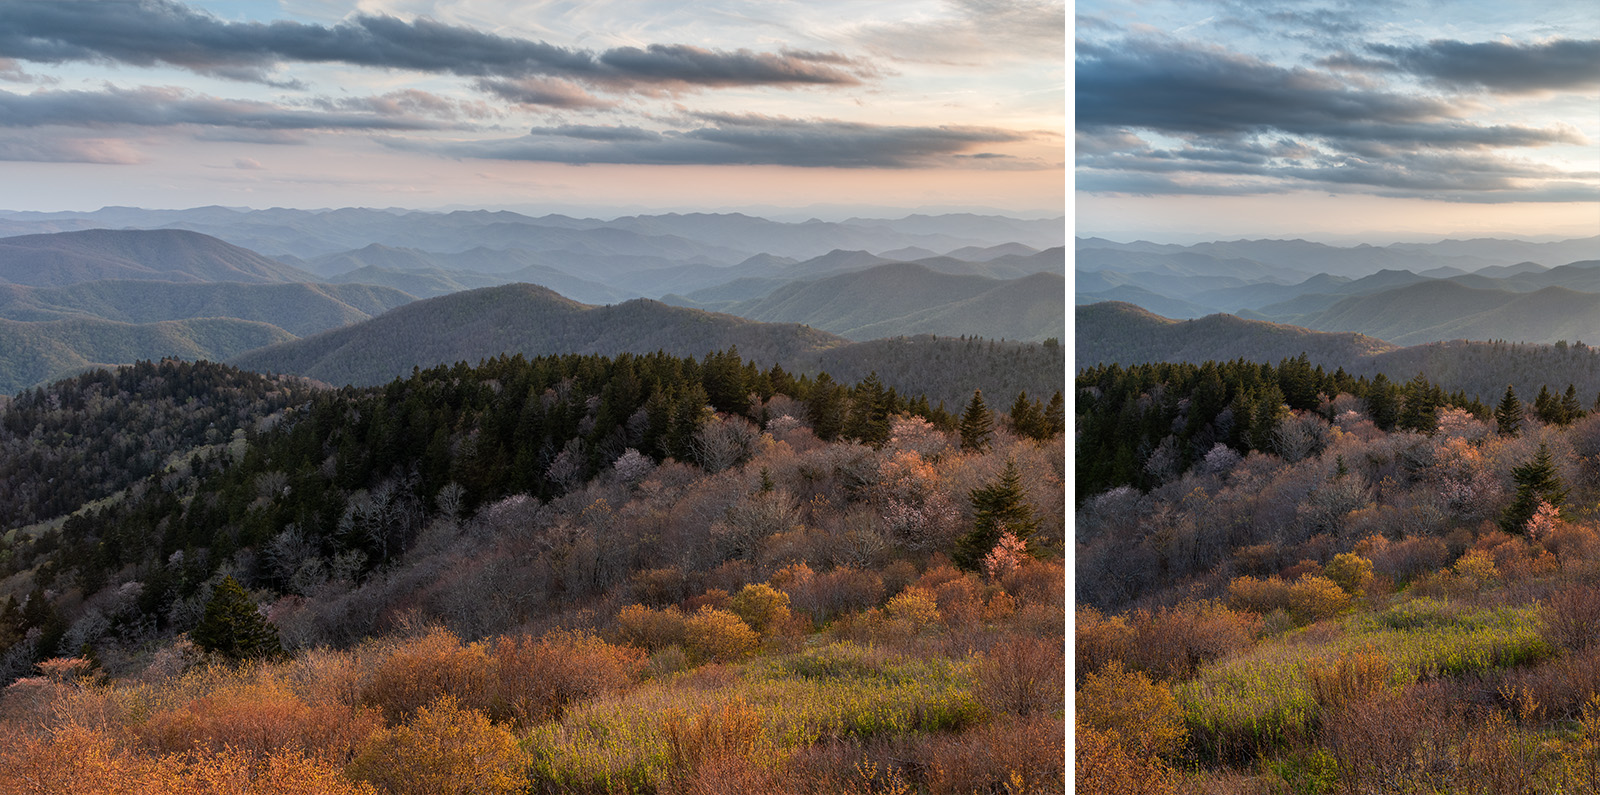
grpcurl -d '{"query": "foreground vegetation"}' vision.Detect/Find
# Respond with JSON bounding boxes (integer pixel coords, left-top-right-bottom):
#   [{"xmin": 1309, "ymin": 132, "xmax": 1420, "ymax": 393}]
[
  {"xmin": 1, "ymin": 353, "xmax": 1065, "ymax": 793},
  {"xmin": 1077, "ymin": 357, "xmax": 1600, "ymax": 793}
]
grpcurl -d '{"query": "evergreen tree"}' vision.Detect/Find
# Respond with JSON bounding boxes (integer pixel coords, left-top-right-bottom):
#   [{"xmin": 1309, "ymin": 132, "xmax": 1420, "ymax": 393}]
[
  {"xmin": 953, "ymin": 460, "xmax": 1040, "ymax": 570},
  {"xmin": 1534, "ymin": 385, "xmax": 1561, "ymax": 425},
  {"xmin": 1561, "ymin": 384, "xmax": 1584, "ymax": 424},
  {"xmin": 1501, "ymin": 443, "xmax": 1568, "ymax": 535},
  {"xmin": 192, "ymin": 576, "xmax": 283, "ymax": 661},
  {"xmin": 959, "ymin": 389, "xmax": 993, "ymax": 452},
  {"xmin": 1043, "ymin": 391, "xmax": 1065, "ymax": 437},
  {"xmin": 1495, "ymin": 385, "xmax": 1523, "ymax": 436},
  {"xmin": 1008, "ymin": 391, "xmax": 1048, "ymax": 440},
  {"xmin": 1398, "ymin": 373, "xmax": 1440, "ymax": 435},
  {"xmin": 1366, "ymin": 374, "xmax": 1398, "ymax": 431}
]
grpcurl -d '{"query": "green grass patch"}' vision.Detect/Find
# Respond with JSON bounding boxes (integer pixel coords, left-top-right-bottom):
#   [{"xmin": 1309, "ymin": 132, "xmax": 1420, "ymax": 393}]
[
  {"xmin": 1180, "ymin": 597, "xmax": 1554, "ymax": 765},
  {"xmin": 524, "ymin": 642, "xmax": 983, "ymax": 793}
]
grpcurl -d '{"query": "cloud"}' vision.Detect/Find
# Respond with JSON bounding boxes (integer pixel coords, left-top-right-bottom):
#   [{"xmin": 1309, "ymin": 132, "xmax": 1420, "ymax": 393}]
[
  {"xmin": 1078, "ymin": 36, "xmax": 1589, "ymax": 150},
  {"xmin": 314, "ymin": 89, "xmax": 500, "ymax": 120},
  {"xmin": 0, "ymin": 0, "xmax": 869, "ymax": 91},
  {"xmin": 850, "ymin": 0, "xmax": 1065, "ymax": 64},
  {"xmin": 0, "ymin": 86, "xmax": 459, "ymax": 131},
  {"xmin": 233, "ymin": 157, "xmax": 264, "ymax": 170},
  {"xmin": 0, "ymin": 132, "xmax": 144, "ymax": 163},
  {"xmin": 473, "ymin": 77, "xmax": 618, "ymax": 110},
  {"xmin": 389, "ymin": 114, "xmax": 1034, "ymax": 168},
  {"xmin": 1328, "ymin": 39, "xmax": 1600, "ymax": 94}
]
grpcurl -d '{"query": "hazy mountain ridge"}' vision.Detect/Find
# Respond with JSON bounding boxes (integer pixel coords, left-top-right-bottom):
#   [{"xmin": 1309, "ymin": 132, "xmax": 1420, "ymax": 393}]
[
  {"xmin": 0, "ymin": 280, "xmax": 414, "ymax": 335},
  {"xmin": 1078, "ymin": 301, "xmax": 1600, "ymax": 402},
  {"xmin": 704, "ymin": 262, "xmax": 1064, "ymax": 341},
  {"xmin": 0, "ymin": 228, "xmax": 318, "ymax": 287},
  {"xmin": 0, "ymin": 316, "xmax": 295, "ymax": 395}
]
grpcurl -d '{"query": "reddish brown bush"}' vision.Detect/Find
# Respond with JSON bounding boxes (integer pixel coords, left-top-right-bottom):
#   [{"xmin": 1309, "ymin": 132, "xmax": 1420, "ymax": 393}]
[
  {"xmin": 631, "ymin": 567, "xmax": 692, "ymax": 607},
  {"xmin": 348, "ymin": 696, "xmax": 524, "ymax": 795},
  {"xmin": 358, "ymin": 628, "xmax": 494, "ymax": 724},
  {"xmin": 914, "ymin": 714, "xmax": 1065, "ymax": 795},
  {"xmin": 490, "ymin": 629, "xmax": 645, "ymax": 726},
  {"xmin": 975, "ymin": 635, "xmax": 1064, "ymax": 717},
  {"xmin": 1542, "ymin": 582, "xmax": 1600, "ymax": 652},
  {"xmin": 137, "ymin": 680, "xmax": 381, "ymax": 764},
  {"xmin": 1076, "ymin": 606, "xmax": 1133, "ymax": 676},
  {"xmin": 1124, "ymin": 601, "xmax": 1257, "ymax": 682},
  {"xmin": 614, "ymin": 604, "xmax": 690, "ymax": 651}
]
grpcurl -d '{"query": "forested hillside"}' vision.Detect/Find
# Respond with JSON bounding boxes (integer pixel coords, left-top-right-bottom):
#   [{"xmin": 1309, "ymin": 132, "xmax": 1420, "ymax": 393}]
[
  {"xmin": 0, "ymin": 317, "xmax": 297, "ymax": 395},
  {"xmin": 1075, "ymin": 355, "xmax": 1600, "ymax": 792},
  {"xmin": 0, "ymin": 350, "xmax": 1065, "ymax": 793}
]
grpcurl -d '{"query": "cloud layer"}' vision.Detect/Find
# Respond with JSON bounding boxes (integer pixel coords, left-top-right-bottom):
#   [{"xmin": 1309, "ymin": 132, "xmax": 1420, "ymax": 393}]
[{"xmin": 1075, "ymin": 2, "xmax": 1599, "ymax": 205}]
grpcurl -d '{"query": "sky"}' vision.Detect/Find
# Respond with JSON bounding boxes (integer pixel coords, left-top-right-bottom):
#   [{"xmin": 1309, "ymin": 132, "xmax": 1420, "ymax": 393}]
[
  {"xmin": 0, "ymin": 0, "xmax": 1066, "ymax": 217},
  {"xmin": 1076, "ymin": 0, "xmax": 1600, "ymax": 243}
]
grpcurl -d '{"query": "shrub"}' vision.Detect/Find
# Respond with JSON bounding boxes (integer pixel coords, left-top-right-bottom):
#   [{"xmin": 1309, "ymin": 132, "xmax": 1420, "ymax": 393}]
[
  {"xmin": 1541, "ymin": 582, "xmax": 1600, "ymax": 652},
  {"xmin": 1287, "ymin": 575, "xmax": 1353, "ymax": 623},
  {"xmin": 1125, "ymin": 601, "xmax": 1258, "ymax": 682},
  {"xmin": 659, "ymin": 698, "xmax": 771, "ymax": 795},
  {"xmin": 1227, "ymin": 575, "xmax": 1292, "ymax": 615},
  {"xmin": 1076, "ymin": 606, "xmax": 1133, "ymax": 676},
  {"xmin": 1302, "ymin": 650, "xmax": 1392, "ymax": 717},
  {"xmin": 358, "ymin": 628, "xmax": 494, "ymax": 724},
  {"xmin": 682, "ymin": 607, "xmax": 759, "ymax": 663},
  {"xmin": 974, "ymin": 635, "xmax": 1064, "ymax": 717},
  {"xmin": 1324, "ymin": 553, "xmax": 1374, "ymax": 596},
  {"xmin": 1077, "ymin": 662, "xmax": 1186, "ymax": 760},
  {"xmin": 348, "ymin": 696, "xmax": 524, "ymax": 795},
  {"xmin": 490, "ymin": 630, "xmax": 645, "ymax": 726},
  {"xmin": 914, "ymin": 714, "xmax": 1065, "ymax": 795},
  {"xmin": 613, "ymin": 604, "xmax": 688, "ymax": 652},
  {"xmin": 1075, "ymin": 719, "xmax": 1180, "ymax": 795},
  {"xmin": 883, "ymin": 586, "xmax": 941, "ymax": 631},
  {"xmin": 728, "ymin": 583, "xmax": 792, "ymax": 636},
  {"xmin": 137, "ymin": 678, "xmax": 381, "ymax": 764}
]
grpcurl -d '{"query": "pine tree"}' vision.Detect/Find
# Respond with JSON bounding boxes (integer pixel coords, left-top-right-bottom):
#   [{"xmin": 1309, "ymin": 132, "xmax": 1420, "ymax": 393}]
[
  {"xmin": 192, "ymin": 576, "xmax": 283, "ymax": 661},
  {"xmin": 1366, "ymin": 374, "xmax": 1398, "ymax": 431},
  {"xmin": 953, "ymin": 460, "xmax": 1040, "ymax": 570},
  {"xmin": 1501, "ymin": 443, "xmax": 1568, "ymax": 535},
  {"xmin": 1561, "ymin": 384, "xmax": 1584, "ymax": 424},
  {"xmin": 959, "ymin": 389, "xmax": 993, "ymax": 452},
  {"xmin": 1043, "ymin": 391, "xmax": 1065, "ymax": 437},
  {"xmin": 1534, "ymin": 385, "xmax": 1560, "ymax": 424},
  {"xmin": 1494, "ymin": 385, "xmax": 1523, "ymax": 436},
  {"xmin": 1398, "ymin": 373, "xmax": 1440, "ymax": 435}
]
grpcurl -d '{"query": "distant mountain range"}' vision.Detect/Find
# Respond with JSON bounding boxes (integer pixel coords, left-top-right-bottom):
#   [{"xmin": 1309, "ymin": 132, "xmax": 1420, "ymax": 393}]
[
  {"xmin": 0, "ymin": 217, "xmax": 1064, "ymax": 395},
  {"xmin": 667, "ymin": 262, "xmax": 1064, "ymax": 342},
  {"xmin": 1078, "ymin": 301, "xmax": 1600, "ymax": 403},
  {"xmin": 0, "ymin": 316, "xmax": 294, "ymax": 394},
  {"xmin": 231, "ymin": 283, "xmax": 1064, "ymax": 406},
  {"xmin": 1077, "ymin": 235, "xmax": 1600, "ymax": 345},
  {"xmin": 0, "ymin": 228, "xmax": 315, "ymax": 286}
]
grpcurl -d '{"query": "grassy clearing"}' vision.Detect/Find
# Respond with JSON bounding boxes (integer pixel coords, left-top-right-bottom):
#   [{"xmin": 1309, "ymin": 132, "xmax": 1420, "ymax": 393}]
[
  {"xmin": 1179, "ymin": 596, "xmax": 1553, "ymax": 763},
  {"xmin": 524, "ymin": 641, "xmax": 982, "ymax": 793}
]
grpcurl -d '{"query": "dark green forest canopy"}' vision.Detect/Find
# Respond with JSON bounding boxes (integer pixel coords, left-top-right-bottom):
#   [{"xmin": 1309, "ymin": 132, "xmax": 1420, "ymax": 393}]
[
  {"xmin": 1069, "ymin": 355, "xmax": 1596, "ymax": 498},
  {"xmin": 0, "ymin": 350, "xmax": 1063, "ymax": 672}
]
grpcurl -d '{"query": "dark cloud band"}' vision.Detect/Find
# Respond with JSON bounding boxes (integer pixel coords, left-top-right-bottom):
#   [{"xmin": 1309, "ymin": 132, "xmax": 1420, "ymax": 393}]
[{"xmin": 0, "ymin": 0, "xmax": 867, "ymax": 90}]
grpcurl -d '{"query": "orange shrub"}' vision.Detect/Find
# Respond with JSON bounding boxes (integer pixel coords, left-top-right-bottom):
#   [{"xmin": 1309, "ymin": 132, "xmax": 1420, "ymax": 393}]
[
  {"xmin": 660, "ymin": 698, "xmax": 770, "ymax": 794},
  {"xmin": 1287, "ymin": 574, "xmax": 1353, "ymax": 623},
  {"xmin": 358, "ymin": 628, "xmax": 494, "ymax": 724},
  {"xmin": 1076, "ymin": 605, "xmax": 1133, "ymax": 676},
  {"xmin": 347, "ymin": 696, "xmax": 524, "ymax": 795},
  {"xmin": 1541, "ymin": 582, "xmax": 1600, "ymax": 652},
  {"xmin": 683, "ymin": 606, "xmax": 759, "ymax": 663},
  {"xmin": 489, "ymin": 629, "xmax": 644, "ymax": 726},
  {"xmin": 137, "ymin": 679, "xmax": 381, "ymax": 764},
  {"xmin": 883, "ymin": 586, "xmax": 941, "ymax": 630},
  {"xmin": 1227, "ymin": 575, "xmax": 1293, "ymax": 615},
  {"xmin": 164, "ymin": 746, "xmax": 378, "ymax": 795},
  {"xmin": 613, "ymin": 604, "xmax": 689, "ymax": 651},
  {"xmin": 728, "ymin": 583, "xmax": 792, "ymax": 636},
  {"xmin": 1076, "ymin": 720, "xmax": 1179, "ymax": 795},
  {"xmin": 1324, "ymin": 553, "xmax": 1374, "ymax": 596},
  {"xmin": 1125, "ymin": 601, "xmax": 1257, "ymax": 682},
  {"xmin": 914, "ymin": 714, "xmax": 1065, "ymax": 795},
  {"xmin": 1077, "ymin": 662, "xmax": 1187, "ymax": 760},
  {"xmin": 932, "ymin": 576, "xmax": 984, "ymax": 629}
]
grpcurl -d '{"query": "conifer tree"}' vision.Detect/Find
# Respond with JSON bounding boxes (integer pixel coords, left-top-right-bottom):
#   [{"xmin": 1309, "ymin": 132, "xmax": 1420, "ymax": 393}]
[
  {"xmin": 1534, "ymin": 385, "xmax": 1560, "ymax": 424},
  {"xmin": 954, "ymin": 459, "xmax": 1040, "ymax": 570},
  {"xmin": 1494, "ymin": 385, "xmax": 1523, "ymax": 436},
  {"xmin": 1561, "ymin": 384, "xmax": 1584, "ymax": 424},
  {"xmin": 1008, "ymin": 391, "xmax": 1047, "ymax": 440},
  {"xmin": 192, "ymin": 576, "xmax": 283, "ymax": 661},
  {"xmin": 959, "ymin": 389, "xmax": 993, "ymax": 452},
  {"xmin": 1366, "ymin": 374, "xmax": 1398, "ymax": 431},
  {"xmin": 1044, "ymin": 391, "xmax": 1065, "ymax": 437},
  {"xmin": 1501, "ymin": 443, "xmax": 1568, "ymax": 535},
  {"xmin": 1398, "ymin": 373, "xmax": 1440, "ymax": 435}
]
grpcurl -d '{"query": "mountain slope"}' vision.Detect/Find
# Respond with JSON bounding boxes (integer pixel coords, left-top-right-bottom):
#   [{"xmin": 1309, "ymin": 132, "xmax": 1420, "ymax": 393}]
[
  {"xmin": 229, "ymin": 283, "xmax": 848, "ymax": 387},
  {"xmin": 0, "ymin": 229, "xmax": 317, "ymax": 286},
  {"xmin": 0, "ymin": 316, "xmax": 295, "ymax": 394},
  {"xmin": 1076, "ymin": 302, "xmax": 1397, "ymax": 368},
  {"xmin": 1290, "ymin": 281, "xmax": 1600, "ymax": 345},
  {"xmin": 718, "ymin": 262, "xmax": 1063, "ymax": 341},
  {"xmin": 0, "ymin": 280, "xmax": 415, "ymax": 336}
]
